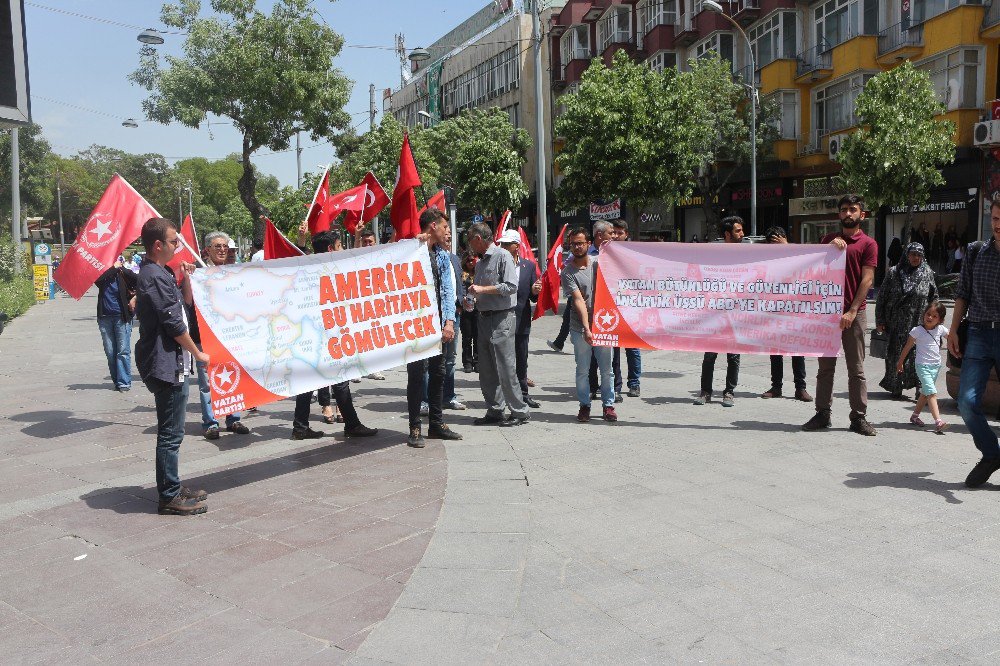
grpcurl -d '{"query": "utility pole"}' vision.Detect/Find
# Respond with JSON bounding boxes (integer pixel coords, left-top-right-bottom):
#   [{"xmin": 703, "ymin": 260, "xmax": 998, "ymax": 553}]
[
  {"xmin": 10, "ymin": 128, "xmax": 21, "ymax": 274},
  {"xmin": 177, "ymin": 186, "xmax": 183, "ymax": 225},
  {"xmin": 532, "ymin": 0, "xmax": 549, "ymax": 271},
  {"xmin": 295, "ymin": 132, "xmax": 303, "ymax": 190},
  {"xmin": 186, "ymin": 179, "xmax": 194, "ymax": 220},
  {"xmin": 55, "ymin": 171, "xmax": 65, "ymax": 256},
  {"xmin": 369, "ymin": 83, "xmax": 377, "ymax": 131}
]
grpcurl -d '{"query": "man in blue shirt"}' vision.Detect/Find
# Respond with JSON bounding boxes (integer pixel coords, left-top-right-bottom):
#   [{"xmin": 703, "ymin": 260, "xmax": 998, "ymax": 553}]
[
  {"xmin": 95, "ymin": 256, "xmax": 137, "ymax": 391},
  {"xmin": 406, "ymin": 208, "xmax": 463, "ymax": 447}
]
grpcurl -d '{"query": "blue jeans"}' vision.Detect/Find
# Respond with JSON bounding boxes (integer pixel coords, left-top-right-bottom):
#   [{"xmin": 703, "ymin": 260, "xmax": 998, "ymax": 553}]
[
  {"xmin": 443, "ymin": 313, "xmax": 459, "ymax": 403},
  {"xmin": 145, "ymin": 377, "xmax": 189, "ymax": 503},
  {"xmin": 957, "ymin": 326, "xmax": 1000, "ymax": 457},
  {"xmin": 626, "ymin": 348, "xmax": 641, "ymax": 390},
  {"xmin": 196, "ymin": 356, "xmax": 239, "ymax": 430},
  {"xmin": 97, "ymin": 315, "xmax": 132, "ymax": 389},
  {"xmin": 572, "ymin": 329, "xmax": 614, "ymax": 407}
]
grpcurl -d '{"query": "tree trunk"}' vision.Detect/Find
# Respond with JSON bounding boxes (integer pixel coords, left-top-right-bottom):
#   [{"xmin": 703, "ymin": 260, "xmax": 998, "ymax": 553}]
[
  {"xmin": 237, "ymin": 135, "xmax": 265, "ymax": 245},
  {"xmin": 899, "ymin": 181, "xmax": 916, "ymax": 247}
]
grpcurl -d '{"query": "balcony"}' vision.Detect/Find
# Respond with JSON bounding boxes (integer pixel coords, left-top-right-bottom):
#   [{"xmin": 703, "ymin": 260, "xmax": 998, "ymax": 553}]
[
  {"xmin": 732, "ymin": 0, "xmax": 761, "ymax": 26},
  {"xmin": 641, "ymin": 21, "xmax": 678, "ymax": 53},
  {"xmin": 794, "ymin": 43, "xmax": 833, "ymax": 82},
  {"xmin": 735, "ymin": 65, "xmax": 761, "ymax": 87},
  {"xmin": 675, "ymin": 12, "xmax": 698, "ymax": 46},
  {"xmin": 984, "ymin": 0, "xmax": 1000, "ymax": 37},
  {"xmin": 797, "ymin": 129, "xmax": 826, "ymax": 157},
  {"xmin": 876, "ymin": 21, "xmax": 924, "ymax": 64}
]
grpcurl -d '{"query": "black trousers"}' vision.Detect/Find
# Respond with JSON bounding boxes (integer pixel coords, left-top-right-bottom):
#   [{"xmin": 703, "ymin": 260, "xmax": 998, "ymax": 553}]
[
  {"xmin": 293, "ymin": 382, "xmax": 360, "ymax": 430},
  {"xmin": 515, "ymin": 333, "xmax": 530, "ymax": 398},
  {"xmin": 554, "ymin": 304, "xmax": 572, "ymax": 348},
  {"xmin": 769, "ymin": 355, "xmax": 807, "ymax": 392},
  {"xmin": 612, "ymin": 347, "xmax": 623, "ymax": 394},
  {"xmin": 408, "ymin": 354, "xmax": 444, "ymax": 428},
  {"xmin": 461, "ymin": 312, "xmax": 478, "ymax": 368},
  {"xmin": 700, "ymin": 353, "xmax": 740, "ymax": 395}
]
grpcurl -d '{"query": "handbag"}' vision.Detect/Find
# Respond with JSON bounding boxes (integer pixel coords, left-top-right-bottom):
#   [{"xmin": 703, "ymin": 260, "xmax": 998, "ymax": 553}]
[{"xmin": 869, "ymin": 329, "xmax": 888, "ymax": 359}]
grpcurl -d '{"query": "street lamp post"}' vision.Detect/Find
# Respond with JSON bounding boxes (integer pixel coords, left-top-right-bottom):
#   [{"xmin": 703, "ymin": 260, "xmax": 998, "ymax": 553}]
[
  {"xmin": 55, "ymin": 171, "xmax": 65, "ymax": 256},
  {"xmin": 704, "ymin": 0, "xmax": 757, "ymax": 237}
]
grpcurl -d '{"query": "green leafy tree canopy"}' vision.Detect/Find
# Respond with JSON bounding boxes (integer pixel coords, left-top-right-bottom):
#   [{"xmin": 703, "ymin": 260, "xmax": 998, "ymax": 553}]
[
  {"xmin": 837, "ymin": 60, "xmax": 956, "ymax": 240},
  {"xmin": 131, "ymin": 0, "xmax": 354, "ymax": 242}
]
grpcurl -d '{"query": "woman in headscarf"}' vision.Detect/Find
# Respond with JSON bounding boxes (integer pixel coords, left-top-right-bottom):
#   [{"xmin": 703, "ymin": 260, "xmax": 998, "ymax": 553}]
[{"xmin": 875, "ymin": 243, "xmax": 938, "ymax": 398}]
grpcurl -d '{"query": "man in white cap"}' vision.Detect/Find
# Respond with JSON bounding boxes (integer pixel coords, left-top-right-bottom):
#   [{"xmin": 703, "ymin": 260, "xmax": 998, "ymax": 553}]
[{"xmin": 498, "ymin": 229, "xmax": 542, "ymax": 408}]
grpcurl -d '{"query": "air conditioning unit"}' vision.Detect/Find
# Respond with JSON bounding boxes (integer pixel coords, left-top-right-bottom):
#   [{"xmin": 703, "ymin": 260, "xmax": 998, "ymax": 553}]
[
  {"xmin": 828, "ymin": 133, "xmax": 850, "ymax": 161},
  {"xmin": 974, "ymin": 120, "xmax": 1000, "ymax": 147}
]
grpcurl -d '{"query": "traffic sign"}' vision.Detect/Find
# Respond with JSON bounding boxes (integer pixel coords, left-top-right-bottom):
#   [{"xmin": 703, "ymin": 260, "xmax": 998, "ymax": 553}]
[{"xmin": 472, "ymin": 214, "xmax": 484, "ymax": 223}]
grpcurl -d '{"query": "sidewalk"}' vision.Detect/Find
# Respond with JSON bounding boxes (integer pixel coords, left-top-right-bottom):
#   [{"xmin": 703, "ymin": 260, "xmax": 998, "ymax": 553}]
[{"xmin": 3, "ymin": 291, "xmax": 1000, "ymax": 664}]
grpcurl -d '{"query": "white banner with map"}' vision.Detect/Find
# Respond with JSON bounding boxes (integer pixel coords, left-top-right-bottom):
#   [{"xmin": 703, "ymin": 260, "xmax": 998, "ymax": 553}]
[{"xmin": 190, "ymin": 240, "xmax": 442, "ymax": 416}]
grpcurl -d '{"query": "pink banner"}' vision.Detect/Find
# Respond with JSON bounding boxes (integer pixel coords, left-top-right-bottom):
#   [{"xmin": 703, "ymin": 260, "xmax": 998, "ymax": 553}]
[{"xmin": 591, "ymin": 242, "xmax": 846, "ymax": 357}]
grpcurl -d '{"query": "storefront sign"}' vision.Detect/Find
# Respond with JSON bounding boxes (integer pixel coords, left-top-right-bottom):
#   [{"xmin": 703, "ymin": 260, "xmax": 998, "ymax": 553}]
[
  {"xmin": 590, "ymin": 199, "xmax": 621, "ymax": 220},
  {"xmin": 889, "ymin": 201, "xmax": 968, "ymax": 214},
  {"xmin": 730, "ymin": 183, "xmax": 785, "ymax": 207},
  {"xmin": 676, "ymin": 194, "xmax": 719, "ymax": 208},
  {"xmin": 788, "ymin": 196, "xmax": 843, "ymax": 217}
]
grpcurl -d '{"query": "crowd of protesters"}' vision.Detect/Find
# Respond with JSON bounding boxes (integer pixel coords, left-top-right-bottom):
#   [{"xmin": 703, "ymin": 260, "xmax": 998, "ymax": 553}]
[{"xmin": 115, "ymin": 192, "xmax": 1000, "ymax": 515}]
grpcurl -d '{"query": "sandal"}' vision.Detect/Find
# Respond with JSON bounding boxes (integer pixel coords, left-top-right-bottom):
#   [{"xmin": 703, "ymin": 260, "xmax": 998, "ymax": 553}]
[
  {"xmin": 322, "ymin": 415, "xmax": 335, "ymax": 424},
  {"xmin": 909, "ymin": 414, "xmax": 925, "ymax": 427},
  {"xmin": 934, "ymin": 419, "xmax": 947, "ymax": 433}
]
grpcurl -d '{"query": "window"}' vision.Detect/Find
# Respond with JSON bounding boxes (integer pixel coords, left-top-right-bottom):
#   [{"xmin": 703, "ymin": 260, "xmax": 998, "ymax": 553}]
[
  {"xmin": 748, "ymin": 12, "xmax": 797, "ymax": 69},
  {"xmin": 814, "ymin": 0, "xmax": 857, "ymax": 49},
  {"xmin": 598, "ymin": 5, "xmax": 632, "ymax": 52},
  {"xmin": 813, "ymin": 73, "xmax": 871, "ymax": 136},
  {"xmin": 637, "ymin": 0, "xmax": 678, "ymax": 49},
  {"xmin": 502, "ymin": 103, "xmax": 520, "ymax": 128},
  {"xmin": 765, "ymin": 90, "xmax": 799, "ymax": 139},
  {"xmin": 693, "ymin": 32, "xmax": 735, "ymax": 70},
  {"xmin": 916, "ymin": 47, "xmax": 981, "ymax": 110},
  {"xmin": 912, "ymin": 0, "xmax": 983, "ymax": 23},
  {"xmin": 441, "ymin": 46, "xmax": 520, "ymax": 116},
  {"xmin": 646, "ymin": 50, "xmax": 678, "ymax": 72},
  {"xmin": 560, "ymin": 24, "xmax": 590, "ymax": 76}
]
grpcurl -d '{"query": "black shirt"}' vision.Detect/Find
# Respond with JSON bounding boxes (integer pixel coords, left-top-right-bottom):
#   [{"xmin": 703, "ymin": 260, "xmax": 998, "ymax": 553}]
[
  {"xmin": 135, "ymin": 259, "xmax": 188, "ymax": 384},
  {"xmin": 95, "ymin": 267, "xmax": 137, "ymax": 323},
  {"xmin": 956, "ymin": 239, "xmax": 1000, "ymax": 322}
]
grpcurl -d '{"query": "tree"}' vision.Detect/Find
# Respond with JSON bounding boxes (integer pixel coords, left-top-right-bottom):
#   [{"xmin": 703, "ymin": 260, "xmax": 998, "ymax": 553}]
[
  {"xmin": 554, "ymin": 51, "xmax": 684, "ymax": 211},
  {"xmin": 131, "ymin": 0, "xmax": 354, "ymax": 242},
  {"xmin": 837, "ymin": 60, "xmax": 955, "ymax": 244},
  {"xmin": 671, "ymin": 55, "xmax": 778, "ymax": 236},
  {"xmin": 0, "ymin": 124, "xmax": 55, "ymax": 223},
  {"xmin": 426, "ymin": 108, "xmax": 531, "ymax": 213}
]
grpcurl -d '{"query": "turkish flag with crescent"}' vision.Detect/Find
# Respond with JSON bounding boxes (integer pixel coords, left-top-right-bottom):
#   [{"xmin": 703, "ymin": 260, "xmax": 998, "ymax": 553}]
[
  {"xmin": 343, "ymin": 171, "xmax": 390, "ymax": 235},
  {"xmin": 533, "ymin": 223, "xmax": 568, "ymax": 320},
  {"xmin": 493, "ymin": 210, "xmax": 512, "ymax": 241},
  {"xmin": 54, "ymin": 174, "xmax": 160, "ymax": 300},
  {"xmin": 305, "ymin": 167, "xmax": 332, "ymax": 234},
  {"xmin": 166, "ymin": 214, "xmax": 200, "ymax": 281},
  {"xmin": 390, "ymin": 134, "xmax": 422, "ymax": 240},
  {"xmin": 263, "ymin": 216, "xmax": 304, "ymax": 259},
  {"xmin": 418, "ymin": 189, "xmax": 446, "ymax": 218}
]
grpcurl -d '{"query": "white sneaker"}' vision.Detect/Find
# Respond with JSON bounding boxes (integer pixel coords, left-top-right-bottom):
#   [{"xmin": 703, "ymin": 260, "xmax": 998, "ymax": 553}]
[
  {"xmin": 420, "ymin": 402, "xmax": 429, "ymax": 416},
  {"xmin": 366, "ymin": 372, "xmax": 386, "ymax": 380},
  {"xmin": 447, "ymin": 399, "xmax": 467, "ymax": 410}
]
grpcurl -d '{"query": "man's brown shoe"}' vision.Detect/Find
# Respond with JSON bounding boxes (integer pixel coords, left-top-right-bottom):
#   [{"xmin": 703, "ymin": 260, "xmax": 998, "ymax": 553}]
[
  {"xmin": 761, "ymin": 389, "xmax": 781, "ymax": 399},
  {"xmin": 795, "ymin": 389, "xmax": 813, "ymax": 402},
  {"xmin": 849, "ymin": 417, "xmax": 877, "ymax": 437},
  {"xmin": 180, "ymin": 486, "xmax": 207, "ymax": 501},
  {"xmin": 802, "ymin": 411, "xmax": 831, "ymax": 431},
  {"xmin": 227, "ymin": 422, "xmax": 250, "ymax": 434},
  {"xmin": 158, "ymin": 495, "xmax": 207, "ymax": 516},
  {"xmin": 577, "ymin": 405, "xmax": 590, "ymax": 422}
]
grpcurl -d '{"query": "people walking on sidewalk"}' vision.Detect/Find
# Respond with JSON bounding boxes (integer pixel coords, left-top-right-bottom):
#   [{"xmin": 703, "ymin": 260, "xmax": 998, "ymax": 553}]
[
  {"xmin": 134, "ymin": 217, "xmax": 209, "ymax": 516},
  {"xmin": 759, "ymin": 226, "xmax": 811, "ymax": 402},
  {"xmin": 95, "ymin": 256, "xmax": 137, "ymax": 392},
  {"xmin": 802, "ymin": 195, "xmax": 878, "ymax": 436},
  {"xmin": 611, "ymin": 218, "xmax": 642, "ymax": 398},
  {"xmin": 875, "ymin": 242, "xmax": 937, "ymax": 399},
  {"xmin": 951, "ymin": 197, "xmax": 1000, "ymax": 487},
  {"xmin": 897, "ymin": 301, "xmax": 949, "ymax": 433},
  {"xmin": 562, "ymin": 227, "xmax": 616, "ymax": 422},
  {"xmin": 695, "ymin": 216, "xmax": 744, "ymax": 408},
  {"xmin": 467, "ymin": 222, "xmax": 530, "ymax": 427},
  {"xmin": 498, "ymin": 229, "xmax": 542, "ymax": 409}
]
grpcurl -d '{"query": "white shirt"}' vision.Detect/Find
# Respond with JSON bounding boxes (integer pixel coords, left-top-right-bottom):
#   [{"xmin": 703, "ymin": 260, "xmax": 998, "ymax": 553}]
[
  {"xmin": 909, "ymin": 324, "xmax": 948, "ymax": 366},
  {"xmin": 251, "ymin": 250, "xmax": 265, "ymax": 263}
]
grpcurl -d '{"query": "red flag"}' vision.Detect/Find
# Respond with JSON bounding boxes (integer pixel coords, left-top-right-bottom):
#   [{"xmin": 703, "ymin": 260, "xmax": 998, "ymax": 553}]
[
  {"xmin": 305, "ymin": 167, "xmax": 332, "ymax": 234},
  {"xmin": 390, "ymin": 134, "xmax": 422, "ymax": 240},
  {"xmin": 166, "ymin": 214, "xmax": 199, "ymax": 280},
  {"xmin": 517, "ymin": 226, "xmax": 541, "ymax": 279},
  {"xmin": 54, "ymin": 174, "xmax": 160, "ymax": 300},
  {"xmin": 418, "ymin": 189, "xmax": 446, "ymax": 217},
  {"xmin": 263, "ymin": 217, "xmax": 305, "ymax": 259},
  {"xmin": 533, "ymin": 223, "xmax": 568, "ymax": 320},
  {"xmin": 493, "ymin": 210, "xmax": 512, "ymax": 241},
  {"xmin": 344, "ymin": 171, "xmax": 390, "ymax": 234}
]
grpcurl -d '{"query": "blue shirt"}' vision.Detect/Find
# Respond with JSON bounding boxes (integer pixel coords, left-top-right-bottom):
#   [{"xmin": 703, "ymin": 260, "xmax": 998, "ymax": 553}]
[
  {"xmin": 100, "ymin": 278, "xmax": 122, "ymax": 316},
  {"xmin": 433, "ymin": 245, "xmax": 456, "ymax": 325}
]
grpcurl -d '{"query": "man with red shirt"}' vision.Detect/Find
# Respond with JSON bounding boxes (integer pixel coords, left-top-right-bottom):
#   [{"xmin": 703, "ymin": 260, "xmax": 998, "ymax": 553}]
[{"xmin": 802, "ymin": 194, "xmax": 878, "ymax": 436}]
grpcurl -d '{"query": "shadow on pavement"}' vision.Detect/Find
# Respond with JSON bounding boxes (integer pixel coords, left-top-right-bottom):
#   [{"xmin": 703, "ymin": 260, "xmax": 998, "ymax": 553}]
[
  {"xmin": 83, "ymin": 436, "xmax": 402, "ymax": 513},
  {"xmin": 843, "ymin": 471, "xmax": 970, "ymax": 505},
  {"xmin": 66, "ymin": 383, "xmax": 116, "ymax": 391}
]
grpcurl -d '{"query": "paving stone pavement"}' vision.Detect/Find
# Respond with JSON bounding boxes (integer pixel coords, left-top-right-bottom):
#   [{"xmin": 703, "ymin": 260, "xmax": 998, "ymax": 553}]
[{"xmin": 3, "ymin": 290, "xmax": 1000, "ymax": 664}]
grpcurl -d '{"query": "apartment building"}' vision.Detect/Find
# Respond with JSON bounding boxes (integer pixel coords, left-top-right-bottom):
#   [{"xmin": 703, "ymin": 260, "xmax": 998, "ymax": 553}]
[
  {"xmin": 550, "ymin": 0, "xmax": 995, "ymax": 266},
  {"xmin": 384, "ymin": 1, "xmax": 566, "ymax": 229}
]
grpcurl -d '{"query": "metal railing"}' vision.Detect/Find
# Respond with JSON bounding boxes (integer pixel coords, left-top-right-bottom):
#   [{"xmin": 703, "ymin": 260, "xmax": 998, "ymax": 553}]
[
  {"xmin": 735, "ymin": 65, "xmax": 760, "ymax": 86},
  {"xmin": 797, "ymin": 129, "xmax": 826, "ymax": 156},
  {"xmin": 877, "ymin": 20, "xmax": 923, "ymax": 55},
  {"xmin": 795, "ymin": 43, "xmax": 833, "ymax": 78}
]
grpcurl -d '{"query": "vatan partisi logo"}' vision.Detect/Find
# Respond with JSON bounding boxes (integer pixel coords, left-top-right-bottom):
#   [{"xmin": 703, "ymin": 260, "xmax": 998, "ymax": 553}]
[
  {"xmin": 79, "ymin": 212, "xmax": 121, "ymax": 250},
  {"xmin": 593, "ymin": 309, "xmax": 620, "ymax": 333},
  {"xmin": 210, "ymin": 362, "xmax": 241, "ymax": 396}
]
